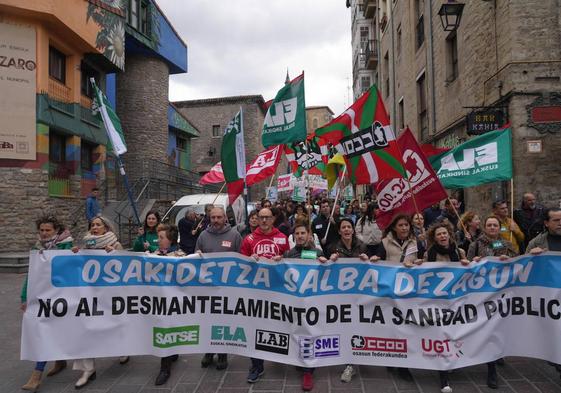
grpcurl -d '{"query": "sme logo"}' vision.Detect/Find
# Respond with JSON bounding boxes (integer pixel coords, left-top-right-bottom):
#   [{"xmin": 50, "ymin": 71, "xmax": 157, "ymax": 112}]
[
  {"xmin": 351, "ymin": 335, "xmax": 407, "ymax": 353},
  {"xmin": 153, "ymin": 325, "xmax": 199, "ymax": 348},
  {"xmin": 299, "ymin": 335, "xmax": 340, "ymax": 359}
]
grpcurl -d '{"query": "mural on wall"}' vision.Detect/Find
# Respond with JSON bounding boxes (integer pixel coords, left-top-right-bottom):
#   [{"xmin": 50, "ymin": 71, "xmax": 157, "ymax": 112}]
[{"xmin": 86, "ymin": 1, "xmax": 126, "ymax": 70}]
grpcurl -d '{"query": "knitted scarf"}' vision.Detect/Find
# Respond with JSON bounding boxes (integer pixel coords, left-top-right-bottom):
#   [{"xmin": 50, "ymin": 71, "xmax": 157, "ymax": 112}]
[
  {"xmin": 83, "ymin": 231, "xmax": 118, "ymax": 249},
  {"xmin": 427, "ymin": 243, "xmax": 460, "ymax": 262},
  {"xmin": 35, "ymin": 229, "xmax": 73, "ymax": 250}
]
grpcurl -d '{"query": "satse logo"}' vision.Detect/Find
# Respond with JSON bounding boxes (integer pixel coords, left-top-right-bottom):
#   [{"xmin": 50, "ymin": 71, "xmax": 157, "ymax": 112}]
[
  {"xmin": 255, "ymin": 329, "xmax": 290, "ymax": 355},
  {"xmin": 299, "ymin": 335, "xmax": 340, "ymax": 359},
  {"xmin": 264, "ymin": 98, "xmax": 298, "ymax": 127},
  {"xmin": 438, "ymin": 142, "xmax": 498, "ymax": 173},
  {"xmin": 153, "ymin": 325, "xmax": 199, "ymax": 348}
]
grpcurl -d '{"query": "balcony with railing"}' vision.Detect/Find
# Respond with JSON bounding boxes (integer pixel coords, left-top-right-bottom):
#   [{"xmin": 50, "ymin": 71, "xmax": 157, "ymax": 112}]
[
  {"xmin": 363, "ymin": 0, "xmax": 375, "ymax": 18},
  {"xmin": 362, "ymin": 39, "xmax": 378, "ymax": 70},
  {"xmin": 80, "ymin": 95, "xmax": 100, "ymax": 126}
]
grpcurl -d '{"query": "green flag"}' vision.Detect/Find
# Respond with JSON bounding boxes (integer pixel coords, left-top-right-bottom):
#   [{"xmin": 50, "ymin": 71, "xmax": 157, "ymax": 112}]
[
  {"xmin": 429, "ymin": 127, "xmax": 512, "ymax": 188},
  {"xmin": 261, "ymin": 72, "xmax": 307, "ymax": 147},
  {"xmin": 90, "ymin": 78, "xmax": 127, "ymax": 156},
  {"xmin": 221, "ymin": 108, "xmax": 246, "ymax": 183}
]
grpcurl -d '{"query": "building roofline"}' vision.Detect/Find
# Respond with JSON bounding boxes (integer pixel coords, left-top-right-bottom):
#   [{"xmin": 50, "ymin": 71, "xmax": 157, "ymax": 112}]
[
  {"xmin": 152, "ymin": 0, "xmax": 188, "ymax": 49},
  {"xmin": 306, "ymin": 106, "xmax": 335, "ymax": 115},
  {"xmin": 173, "ymin": 95, "xmax": 266, "ymax": 107}
]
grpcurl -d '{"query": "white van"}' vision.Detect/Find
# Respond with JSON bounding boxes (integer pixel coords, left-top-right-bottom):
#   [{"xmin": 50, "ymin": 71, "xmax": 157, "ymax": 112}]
[{"xmin": 162, "ymin": 193, "xmax": 246, "ymax": 227}]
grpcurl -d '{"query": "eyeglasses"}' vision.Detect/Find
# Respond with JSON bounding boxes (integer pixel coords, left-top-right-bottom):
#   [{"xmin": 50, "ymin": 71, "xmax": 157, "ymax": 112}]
[{"xmin": 258, "ymin": 216, "xmax": 273, "ymax": 220}]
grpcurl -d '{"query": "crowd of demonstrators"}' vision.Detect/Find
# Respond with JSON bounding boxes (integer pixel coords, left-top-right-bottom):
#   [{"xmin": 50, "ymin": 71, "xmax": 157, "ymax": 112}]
[{"xmin": 21, "ymin": 191, "xmax": 561, "ymax": 392}]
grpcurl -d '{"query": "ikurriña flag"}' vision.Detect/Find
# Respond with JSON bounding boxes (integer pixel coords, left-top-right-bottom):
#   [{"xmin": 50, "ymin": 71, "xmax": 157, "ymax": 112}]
[
  {"xmin": 375, "ymin": 128, "xmax": 448, "ymax": 229},
  {"xmin": 315, "ymin": 85, "xmax": 405, "ymax": 185}
]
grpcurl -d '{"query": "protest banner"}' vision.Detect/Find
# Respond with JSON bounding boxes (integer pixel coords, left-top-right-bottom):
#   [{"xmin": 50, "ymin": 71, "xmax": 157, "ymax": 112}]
[
  {"xmin": 22, "ymin": 251, "xmax": 561, "ymax": 370},
  {"xmin": 277, "ymin": 174, "xmax": 294, "ymax": 192}
]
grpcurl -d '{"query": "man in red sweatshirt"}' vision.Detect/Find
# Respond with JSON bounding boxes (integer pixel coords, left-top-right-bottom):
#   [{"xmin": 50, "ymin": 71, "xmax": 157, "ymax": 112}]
[{"xmin": 240, "ymin": 208, "xmax": 289, "ymax": 383}]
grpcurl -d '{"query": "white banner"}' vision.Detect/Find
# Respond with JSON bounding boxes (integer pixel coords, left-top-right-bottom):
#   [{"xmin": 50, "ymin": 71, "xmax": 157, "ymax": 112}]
[
  {"xmin": 0, "ymin": 21, "xmax": 36, "ymax": 159},
  {"xmin": 277, "ymin": 174, "xmax": 294, "ymax": 192},
  {"xmin": 22, "ymin": 251, "xmax": 561, "ymax": 369}
]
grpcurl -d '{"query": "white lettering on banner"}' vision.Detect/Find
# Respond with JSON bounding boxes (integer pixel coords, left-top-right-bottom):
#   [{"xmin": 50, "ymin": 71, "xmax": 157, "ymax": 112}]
[
  {"xmin": 24, "ymin": 251, "xmax": 561, "ymax": 370},
  {"xmin": 246, "ymin": 147, "xmax": 279, "ymax": 175},
  {"xmin": 264, "ymin": 98, "xmax": 298, "ymax": 128},
  {"xmin": 439, "ymin": 142, "xmax": 498, "ymax": 173}
]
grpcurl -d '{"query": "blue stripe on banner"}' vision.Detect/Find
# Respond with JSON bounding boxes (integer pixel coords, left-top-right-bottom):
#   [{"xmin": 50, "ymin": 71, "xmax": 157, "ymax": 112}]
[{"xmin": 49, "ymin": 253, "xmax": 561, "ymax": 299}]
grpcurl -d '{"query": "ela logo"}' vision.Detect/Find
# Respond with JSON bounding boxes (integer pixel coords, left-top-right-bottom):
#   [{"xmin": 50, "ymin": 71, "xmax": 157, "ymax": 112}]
[
  {"xmin": 264, "ymin": 98, "xmax": 298, "ymax": 128},
  {"xmin": 153, "ymin": 325, "xmax": 199, "ymax": 348},
  {"xmin": 299, "ymin": 335, "xmax": 340, "ymax": 359},
  {"xmin": 211, "ymin": 326, "xmax": 247, "ymax": 343},
  {"xmin": 255, "ymin": 329, "xmax": 290, "ymax": 355},
  {"xmin": 439, "ymin": 142, "xmax": 498, "ymax": 173}
]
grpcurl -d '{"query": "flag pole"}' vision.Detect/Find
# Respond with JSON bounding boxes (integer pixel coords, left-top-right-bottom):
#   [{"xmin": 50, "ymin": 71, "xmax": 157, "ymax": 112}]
[
  {"xmin": 194, "ymin": 181, "xmax": 226, "ymax": 233},
  {"xmin": 323, "ymin": 165, "xmax": 347, "ymax": 243},
  {"xmin": 305, "ymin": 139, "xmax": 312, "ymax": 231},
  {"xmin": 116, "ymin": 157, "xmax": 141, "ymax": 226},
  {"xmin": 447, "ymin": 196, "xmax": 469, "ymax": 235},
  {"xmin": 509, "ymin": 178, "xmax": 515, "ymax": 243}
]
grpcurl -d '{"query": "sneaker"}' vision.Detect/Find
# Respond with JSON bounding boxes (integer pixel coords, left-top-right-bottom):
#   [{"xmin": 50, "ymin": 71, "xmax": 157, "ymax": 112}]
[
  {"xmin": 216, "ymin": 354, "xmax": 228, "ymax": 370},
  {"xmin": 340, "ymin": 365, "xmax": 355, "ymax": 383},
  {"xmin": 302, "ymin": 372, "xmax": 314, "ymax": 391},
  {"xmin": 441, "ymin": 384, "xmax": 452, "ymax": 393},
  {"xmin": 201, "ymin": 353, "xmax": 214, "ymax": 368},
  {"xmin": 247, "ymin": 366, "xmax": 264, "ymax": 383}
]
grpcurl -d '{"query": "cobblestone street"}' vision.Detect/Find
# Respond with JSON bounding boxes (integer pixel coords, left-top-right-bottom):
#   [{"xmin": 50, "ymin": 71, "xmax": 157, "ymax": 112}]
[{"xmin": 2, "ymin": 273, "xmax": 561, "ymax": 393}]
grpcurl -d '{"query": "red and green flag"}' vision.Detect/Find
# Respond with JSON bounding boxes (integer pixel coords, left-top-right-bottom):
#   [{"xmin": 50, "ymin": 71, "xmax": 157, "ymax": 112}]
[
  {"xmin": 315, "ymin": 85, "xmax": 405, "ymax": 185},
  {"xmin": 284, "ymin": 135, "xmax": 328, "ymax": 177}
]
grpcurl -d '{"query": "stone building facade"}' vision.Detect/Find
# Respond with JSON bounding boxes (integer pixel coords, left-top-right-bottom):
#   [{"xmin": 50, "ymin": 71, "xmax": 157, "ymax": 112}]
[
  {"xmin": 357, "ymin": 0, "xmax": 561, "ymax": 212},
  {"xmin": 174, "ymin": 96, "xmax": 287, "ymax": 202},
  {"xmin": 306, "ymin": 106, "xmax": 334, "ymax": 134}
]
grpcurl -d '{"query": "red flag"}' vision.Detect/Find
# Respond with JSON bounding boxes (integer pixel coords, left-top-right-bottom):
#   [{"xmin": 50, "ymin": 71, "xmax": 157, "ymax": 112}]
[
  {"xmin": 199, "ymin": 162, "xmax": 224, "ymax": 184},
  {"xmin": 421, "ymin": 144, "xmax": 450, "ymax": 158},
  {"xmin": 245, "ymin": 145, "xmax": 282, "ymax": 186},
  {"xmin": 375, "ymin": 128, "xmax": 448, "ymax": 229},
  {"xmin": 227, "ymin": 179, "xmax": 244, "ymax": 205}
]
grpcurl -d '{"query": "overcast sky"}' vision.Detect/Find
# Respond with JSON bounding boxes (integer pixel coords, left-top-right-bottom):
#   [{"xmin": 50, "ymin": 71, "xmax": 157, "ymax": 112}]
[{"xmin": 157, "ymin": 0, "xmax": 352, "ymax": 115}]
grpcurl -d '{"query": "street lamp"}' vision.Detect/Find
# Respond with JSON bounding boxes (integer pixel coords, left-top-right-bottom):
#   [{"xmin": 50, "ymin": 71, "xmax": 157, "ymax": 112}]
[{"xmin": 438, "ymin": 1, "xmax": 465, "ymax": 32}]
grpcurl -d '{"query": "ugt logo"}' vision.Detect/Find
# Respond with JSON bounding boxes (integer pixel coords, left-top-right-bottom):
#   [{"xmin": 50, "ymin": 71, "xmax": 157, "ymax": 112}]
[
  {"xmin": 255, "ymin": 329, "xmax": 290, "ymax": 355},
  {"xmin": 421, "ymin": 338, "xmax": 464, "ymax": 358},
  {"xmin": 299, "ymin": 335, "xmax": 340, "ymax": 359}
]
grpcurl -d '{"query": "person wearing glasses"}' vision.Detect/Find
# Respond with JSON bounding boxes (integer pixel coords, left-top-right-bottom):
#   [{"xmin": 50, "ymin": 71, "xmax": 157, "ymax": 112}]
[{"xmin": 240, "ymin": 207, "xmax": 289, "ymax": 384}]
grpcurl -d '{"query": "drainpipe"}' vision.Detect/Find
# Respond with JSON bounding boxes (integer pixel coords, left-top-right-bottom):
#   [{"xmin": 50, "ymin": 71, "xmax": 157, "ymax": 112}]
[
  {"xmin": 427, "ymin": 0, "xmax": 437, "ymax": 135},
  {"xmin": 389, "ymin": 2, "xmax": 397, "ymax": 128}
]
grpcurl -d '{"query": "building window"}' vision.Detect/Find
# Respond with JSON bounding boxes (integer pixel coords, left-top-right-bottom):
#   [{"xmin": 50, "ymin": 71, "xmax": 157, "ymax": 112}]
[
  {"xmin": 140, "ymin": 1, "xmax": 149, "ymax": 35},
  {"xmin": 212, "ymin": 125, "xmax": 221, "ymax": 138},
  {"xmin": 417, "ymin": 73, "xmax": 428, "ymax": 141},
  {"xmin": 80, "ymin": 62, "xmax": 100, "ymax": 98},
  {"xmin": 383, "ymin": 52, "xmax": 390, "ymax": 98},
  {"xmin": 415, "ymin": 0, "xmax": 425, "ymax": 49},
  {"xmin": 177, "ymin": 136, "xmax": 187, "ymax": 150},
  {"xmin": 398, "ymin": 98, "xmax": 404, "ymax": 131},
  {"xmin": 360, "ymin": 75, "xmax": 371, "ymax": 93},
  {"xmin": 81, "ymin": 141, "xmax": 95, "ymax": 172},
  {"xmin": 49, "ymin": 46, "xmax": 66, "ymax": 83},
  {"xmin": 49, "ymin": 133, "xmax": 66, "ymax": 163},
  {"xmin": 446, "ymin": 32, "xmax": 459, "ymax": 82}
]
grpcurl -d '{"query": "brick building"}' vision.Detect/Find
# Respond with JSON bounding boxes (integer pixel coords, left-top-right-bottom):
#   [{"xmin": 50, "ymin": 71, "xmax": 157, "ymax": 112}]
[
  {"xmin": 174, "ymin": 95, "xmax": 278, "ymax": 202},
  {"xmin": 306, "ymin": 106, "xmax": 334, "ymax": 134},
  {"xmin": 348, "ymin": 0, "xmax": 561, "ymax": 211}
]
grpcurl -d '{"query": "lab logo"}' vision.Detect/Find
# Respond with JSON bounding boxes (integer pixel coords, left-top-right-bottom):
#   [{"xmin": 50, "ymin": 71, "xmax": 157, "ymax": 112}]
[{"xmin": 255, "ymin": 329, "xmax": 289, "ymax": 355}]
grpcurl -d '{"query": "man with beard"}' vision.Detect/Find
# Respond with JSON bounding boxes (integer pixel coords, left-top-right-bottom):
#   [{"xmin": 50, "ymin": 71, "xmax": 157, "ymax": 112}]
[{"xmin": 514, "ymin": 193, "xmax": 545, "ymax": 250}]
